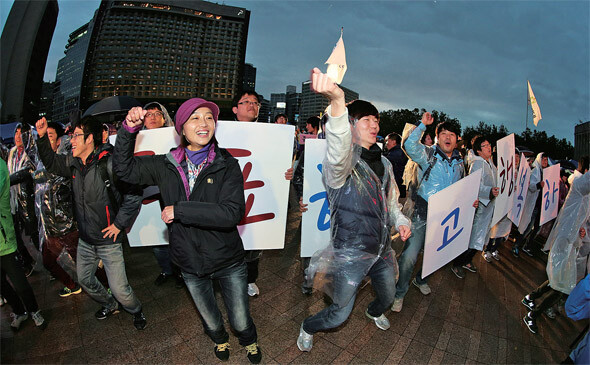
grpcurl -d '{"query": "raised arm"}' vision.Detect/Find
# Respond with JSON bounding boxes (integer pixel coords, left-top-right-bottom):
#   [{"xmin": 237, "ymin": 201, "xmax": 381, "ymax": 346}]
[
  {"xmin": 36, "ymin": 117, "xmax": 72, "ymax": 178},
  {"xmin": 403, "ymin": 112, "xmax": 432, "ymax": 170}
]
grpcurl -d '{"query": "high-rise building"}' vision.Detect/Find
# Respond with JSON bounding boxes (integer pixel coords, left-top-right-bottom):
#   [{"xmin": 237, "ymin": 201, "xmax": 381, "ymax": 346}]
[
  {"xmin": 285, "ymin": 85, "xmax": 300, "ymax": 126},
  {"xmin": 574, "ymin": 121, "xmax": 589, "ymax": 160},
  {"xmin": 53, "ymin": 22, "xmax": 93, "ymax": 124},
  {"xmin": 39, "ymin": 81, "xmax": 56, "ymax": 120},
  {"xmin": 299, "ymin": 80, "xmax": 358, "ymax": 123},
  {"xmin": 80, "ymin": 0, "xmax": 250, "ymax": 114},
  {"xmin": 243, "ymin": 63, "xmax": 256, "ymax": 91},
  {"xmin": 258, "ymin": 97, "xmax": 270, "ymax": 123},
  {"xmin": 270, "ymin": 93, "xmax": 286, "ymax": 121},
  {"xmin": 0, "ymin": 0, "xmax": 59, "ymax": 124}
]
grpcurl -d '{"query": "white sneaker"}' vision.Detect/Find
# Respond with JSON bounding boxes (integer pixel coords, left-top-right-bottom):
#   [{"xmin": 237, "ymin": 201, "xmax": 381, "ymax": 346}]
[
  {"xmin": 10, "ymin": 312, "xmax": 28, "ymax": 330},
  {"xmin": 391, "ymin": 298, "xmax": 403, "ymax": 312},
  {"xmin": 492, "ymin": 250, "xmax": 500, "ymax": 261},
  {"xmin": 31, "ymin": 310, "xmax": 47, "ymax": 330},
  {"xmin": 365, "ymin": 309, "xmax": 390, "ymax": 330},
  {"xmin": 482, "ymin": 251, "xmax": 492, "ymax": 262},
  {"xmin": 247, "ymin": 283, "xmax": 259, "ymax": 297},
  {"xmin": 412, "ymin": 278, "xmax": 431, "ymax": 295},
  {"xmin": 297, "ymin": 323, "xmax": 313, "ymax": 352}
]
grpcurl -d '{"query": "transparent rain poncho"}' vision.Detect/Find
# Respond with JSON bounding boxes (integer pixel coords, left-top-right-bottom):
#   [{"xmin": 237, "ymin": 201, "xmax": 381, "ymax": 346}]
[
  {"xmin": 8, "ymin": 127, "xmax": 37, "ymax": 221},
  {"xmin": 400, "ymin": 123, "xmax": 419, "ymax": 219},
  {"xmin": 518, "ymin": 153, "xmax": 544, "ymax": 233},
  {"xmin": 546, "ymin": 172, "xmax": 590, "ymax": 294},
  {"xmin": 468, "ymin": 155, "xmax": 497, "ymax": 251},
  {"xmin": 305, "ymin": 107, "xmax": 410, "ymax": 304}
]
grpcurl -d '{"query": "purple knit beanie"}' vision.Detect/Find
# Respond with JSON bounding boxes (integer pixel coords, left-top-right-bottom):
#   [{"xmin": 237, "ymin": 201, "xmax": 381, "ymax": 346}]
[{"xmin": 174, "ymin": 98, "xmax": 219, "ymax": 136}]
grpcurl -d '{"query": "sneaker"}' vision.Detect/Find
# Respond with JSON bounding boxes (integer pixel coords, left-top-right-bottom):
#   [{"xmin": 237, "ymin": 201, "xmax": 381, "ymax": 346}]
[
  {"xmin": 512, "ymin": 246, "xmax": 520, "ymax": 257},
  {"xmin": 10, "ymin": 312, "xmax": 28, "ymax": 330},
  {"xmin": 133, "ymin": 311, "xmax": 147, "ymax": 330},
  {"xmin": 462, "ymin": 262, "xmax": 477, "ymax": 273},
  {"xmin": 545, "ymin": 307, "xmax": 556, "ymax": 319},
  {"xmin": 521, "ymin": 295, "xmax": 536, "ymax": 311},
  {"xmin": 412, "ymin": 278, "xmax": 431, "ymax": 295},
  {"xmin": 214, "ymin": 342, "xmax": 230, "ymax": 361},
  {"xmin": 0, "ymin": 296, "xmax": 6, "ymax": 306},
  {"xmin": 154, "ymin": 273, "xmax": 169, "ymax": 286},
  {"xmin": 523, "ymin": 312, "xmax": 538, "ymax": 334},
  {"xmin": 365, "ymin": 309, "xmax": 390, "ymax": 330},
  {"xmin": 31, "ymin": 310, "xmax": 47, "ymax": 330},
  {"xmin": 301, "ymin": 285, "xmax": 313, "ymax": 296},
  {"xmin": 451, "ymin": 266, "xmax": 465, "ymax": 279},
  {"xmin": 247, "ymin": 283, "xmax": 259, "ymax": 297},
  {"xmin": 297, "ymin": 323, "xmax": 313, "ymax": 352},
  {"xmin": 391, "ymin": 298, "xmax": 403, "ymax": 312},
  {"xmin": 59, "ymin": 285, "xmax": 82, "ymax": 297},
  {"xmin": 245, "ymin": 343, "xmax": 262, "ymax": 364},
  {"xmin": 522, "ymin": 245, "xmax": 533, "ymax": 257},
  {"xmin": 95, "ymin": 305, "xmax": 120, "ymax": 320},
  {"xmin": 482, "ymin": 251, "xmax": 492, "ymax": 262},
  {"xmin": 492, "ymin": 250, "xmax": 500, "ymax": 261}
]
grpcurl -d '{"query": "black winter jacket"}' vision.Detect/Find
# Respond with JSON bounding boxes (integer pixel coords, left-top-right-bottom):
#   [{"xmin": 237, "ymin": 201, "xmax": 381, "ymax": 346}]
[
  {"xmin": 113, "ymin": 127, "xmax": 246, "ymax": 276},
  {"xmin": 37, "ymin": 135, "xmax": 141, "ymax": 245}
]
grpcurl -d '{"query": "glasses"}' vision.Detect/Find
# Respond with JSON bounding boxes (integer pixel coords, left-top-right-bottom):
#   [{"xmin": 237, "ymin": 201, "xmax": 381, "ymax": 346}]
[
  {"xmin": 145, "ymin": 112, "xmax": 163, "ymax": 118},
  {"xmin": 237, "ymin": 100, "xmax": 260, "ymax": 107},
  {"xmin": 72, "ymin": 133, "xmax": 89, "ymax": 139},
  {"xmin": 481, "ymin": 143, "xmax": 491, "ymax": 148}
]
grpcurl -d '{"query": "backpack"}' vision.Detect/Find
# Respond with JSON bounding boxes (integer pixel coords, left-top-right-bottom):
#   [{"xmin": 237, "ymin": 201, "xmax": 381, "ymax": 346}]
[{"xmin": 98, "ymin": 156, "xmax": 119, "ymax": 214}]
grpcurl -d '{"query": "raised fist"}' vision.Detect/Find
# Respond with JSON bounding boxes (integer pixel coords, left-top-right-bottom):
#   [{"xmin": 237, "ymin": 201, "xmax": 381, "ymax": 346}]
[
  {"xmin": 125, "ymin": 107, "xmax": 148, "ymax": 128},
  {"xmin": 421, "ymin": 112, "xmax": 434, "ymax": 126},
  {"xmin": 36, "ymin": 117, "xmax": 48, "ymax": 137}
]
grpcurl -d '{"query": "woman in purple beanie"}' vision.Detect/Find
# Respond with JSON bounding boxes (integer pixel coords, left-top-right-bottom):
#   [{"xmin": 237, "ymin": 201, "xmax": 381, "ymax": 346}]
[{"xmin": 113, "ymin": 98, "xmax": 262, "ymax": 364}]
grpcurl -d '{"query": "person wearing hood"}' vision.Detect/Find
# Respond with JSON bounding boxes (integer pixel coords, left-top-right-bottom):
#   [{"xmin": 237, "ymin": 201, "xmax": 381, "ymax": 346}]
[
  {"xmin": 297, "ymin": 68, "xmax": 411, "ymax": 352},
  {"xmin": 8, "ymin": 122, "xmax": 38, "ymax": 275},
  {"xmin": 35, "ymin": 116, "xmax": 146, "ymax": 330},
  {"xmin": 134, "ymin": 101, "xmax": 182, "ymax": 287},
  {"xmin": 516, "ymin": 152, "xmax": 548, "ymax": 256},
  {"xmin": 113, "ymin": 98, "xmax": 262, "ymax": 364},
  {"xmin": 451, "ymin": 136, "xmax": 499, "ymax": 278},
  {"xmin": 522, "ymin": 170, "xmax": 590, "ymax": 334}
]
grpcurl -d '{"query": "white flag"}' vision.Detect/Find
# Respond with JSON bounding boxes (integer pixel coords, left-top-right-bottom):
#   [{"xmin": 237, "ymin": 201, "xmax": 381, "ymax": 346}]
[
  {"xmin": 325, "ymin": 28, "xmax": 347, "ymax": 84},
  {"xmin": 528, "ymin": 81, "xmax": 542, "ymax": 126}
]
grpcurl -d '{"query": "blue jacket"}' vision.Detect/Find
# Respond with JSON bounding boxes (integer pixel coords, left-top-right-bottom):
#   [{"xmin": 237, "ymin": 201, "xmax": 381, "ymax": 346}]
[{"xmin": 403, "ymin": 123, "xmax": 464, "ymax": 201}]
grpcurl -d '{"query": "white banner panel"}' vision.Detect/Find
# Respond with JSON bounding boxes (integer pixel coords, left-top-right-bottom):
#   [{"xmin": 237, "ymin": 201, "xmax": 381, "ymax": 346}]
[
  {"xmin": 491, "ymin": 134, "xmax": 516, "ymax": 226},
  {"xmin": 300, "ymin": 139, "xmax": 331, "ymax": 257},
  {"xmin": 119, "ymin": 123, "xmax": 294, "ymax": 250},
  {"xmin": 509, "ymin": 154, "xmax": 531, "ymax": 226},
  {"xmin": 422, "ymin": 169, "xmax": 482, "ymax": 278},
  {"xmin": 539, "ymin": 164, "xmax": 561, "ymax": 226}
]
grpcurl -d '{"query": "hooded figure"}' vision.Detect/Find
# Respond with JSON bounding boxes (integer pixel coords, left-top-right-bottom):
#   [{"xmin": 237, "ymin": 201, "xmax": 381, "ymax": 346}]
[
  {"xmin": 8, "ymin": 123, "xmax": 37, "ymax": 223},
  {"xmin": 545, "ymin": 172, "xmax": 590, "ymax": 294},
  {"xmin": 518, "ymin": 152, "xmax": 544, "ymax": 234},
  {"xmin": 468, "ymin": 147, "xmax": 498, "ymax": 251},
  {"xmin": 142, "ymin": 102, "xmax": 174, "ymax": 130}
]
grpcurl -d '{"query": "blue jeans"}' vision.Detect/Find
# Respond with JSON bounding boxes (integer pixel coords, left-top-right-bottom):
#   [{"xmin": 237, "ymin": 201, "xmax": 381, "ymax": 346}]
[
  {"xmin": 395, "ymin": 217, "xmax": 428, "ymax": 300},
  {"xmin": 303, "ymin": 256, "xmax": 396, "ymax": 334},
  {"xmin": 152, "ymin": 245, "xmax": 172, "ymax": 275},
  {"xmin": 182, "ymin": 261, "xmax": 257, "ymax": 346},
  {"xmin": 77, "ymin": 239, "xmax": 142, "ymax": 314}
]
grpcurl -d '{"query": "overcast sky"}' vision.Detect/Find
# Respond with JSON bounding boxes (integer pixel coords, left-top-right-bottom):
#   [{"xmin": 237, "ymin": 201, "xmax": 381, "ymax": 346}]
[{"xmin": 1, "ymin": 0, "xmax": 588, "ymax": 142}]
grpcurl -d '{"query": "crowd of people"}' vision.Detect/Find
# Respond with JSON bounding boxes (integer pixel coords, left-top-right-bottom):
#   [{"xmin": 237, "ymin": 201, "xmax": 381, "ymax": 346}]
[{"xmin": 1, "ymin": 67, "xmax": 589, "ymax": 364}]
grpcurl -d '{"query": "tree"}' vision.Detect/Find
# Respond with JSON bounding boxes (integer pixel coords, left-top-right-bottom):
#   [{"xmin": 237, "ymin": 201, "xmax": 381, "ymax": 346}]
[{"xmin": 379, "ymin": 108, "xmax": 461, "ymax": 138}]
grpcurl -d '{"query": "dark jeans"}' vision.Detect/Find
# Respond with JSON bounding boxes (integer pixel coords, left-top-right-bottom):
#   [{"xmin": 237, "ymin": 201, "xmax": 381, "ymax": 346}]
[
  {"xmin": 528, "ymin": 280, "xmax": 562, "ymax": 319},
  {"xmin": 182, "ymin": 261, "xmax": 257, "ymax": 346},
  {"xmin": 453, "ymin": 249, "xmax": 477, "ymax": 267},
  {"xmin": 245, "ymin": 251, "xmax": 261, "ymax": 284},
  {"xmin": 153, "ymin": 245, "xmax": 173, "ymax": 275},
  {"xmin": 1, "ymin": 251, "xmax": 39, "ymax": 315},
  {"xmin": 303, "ymin": 257, "xmax": 396, "ymax": 334},
  {"xmin": 13, "ymin": 214, "xmax": 35, "ymax": 267},
  {"xmin": 485, "ymin": 237, "xmax": 503, "ymax": 253},
  {"xmin": 77, "ymin": 239, "xmax": 141, "ymax": 314}
]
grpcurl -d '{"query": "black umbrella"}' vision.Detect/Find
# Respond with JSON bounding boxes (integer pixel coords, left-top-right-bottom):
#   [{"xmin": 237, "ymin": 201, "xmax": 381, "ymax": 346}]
[{"xmin": 82, "ymin": 96, "xmax": 142, "ymax": 118}]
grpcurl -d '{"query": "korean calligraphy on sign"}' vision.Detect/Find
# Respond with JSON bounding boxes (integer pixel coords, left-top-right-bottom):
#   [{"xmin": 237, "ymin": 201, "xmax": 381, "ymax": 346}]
[
  {"xmin": 422, "ymin": 169, "xmax": 481, "ymax": 278},
  {"xmin": 301, "ymin": 139, "xmax": 331, "ymax": 257},
  {"xmin": 509, "ymin": 153, "xmax": 531, "ymax": 226},
  {"xmin": 539, "ymin": 164, "xmax": 560, "ymax": 226},
  {"xmin": 491, "ymin": 134, "xmax": 516, "ymax": 226}
]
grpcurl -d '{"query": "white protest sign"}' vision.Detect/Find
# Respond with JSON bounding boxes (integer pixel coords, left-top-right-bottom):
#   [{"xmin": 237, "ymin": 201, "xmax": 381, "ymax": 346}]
[
  {"xmin": 122, "ymin": 123, "xmax": 294, "ymax": 250},
  {"xmin": 539, "ymin": 164, "xmax": 560, "ymax": 226},
  {"xmin": 509, "ymin": 153, "xmax": 531, "ymax": 226},
  {"xmin": 491, "ymin": 134, "xmax": 515, "ymax": 226},
  {"xmin": 216, "ymin": 121, "xmax": 295, "ymax": 250},
  {"xmin": 300, "ymin": 139, "xmax": 331, "ymax": 257},
  {"xmin": 422, "ymin": 169, "xmax": 482, "ymax": 278}
]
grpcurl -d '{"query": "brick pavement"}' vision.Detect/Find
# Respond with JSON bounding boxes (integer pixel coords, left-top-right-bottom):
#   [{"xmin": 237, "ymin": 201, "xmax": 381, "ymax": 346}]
[{"xmin": 1, "ymin": 210, "xmax": 584, "ymax": 364}]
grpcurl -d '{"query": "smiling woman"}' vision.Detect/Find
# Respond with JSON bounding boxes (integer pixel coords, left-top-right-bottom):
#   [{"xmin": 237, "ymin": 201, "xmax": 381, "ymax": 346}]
[{"xmin": 113, "ymin": 97, "xmax": 263, "ymax": 364}]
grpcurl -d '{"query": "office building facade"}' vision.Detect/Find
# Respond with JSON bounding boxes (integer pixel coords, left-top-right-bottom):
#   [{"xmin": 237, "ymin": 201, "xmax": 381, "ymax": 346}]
[
  {"xmin": 299, "ymin": 80, "xmax": 358, "ymax": 123},
  {"xmin": 574, "ymin": 121, "xmax": 590, "ymax": 160}
]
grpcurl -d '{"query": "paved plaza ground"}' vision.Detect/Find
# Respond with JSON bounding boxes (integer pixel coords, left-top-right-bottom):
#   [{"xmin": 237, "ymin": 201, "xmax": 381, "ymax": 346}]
[{"xmin": 1, "ymin": 210, "xmax": 585, "ymax": 364}]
